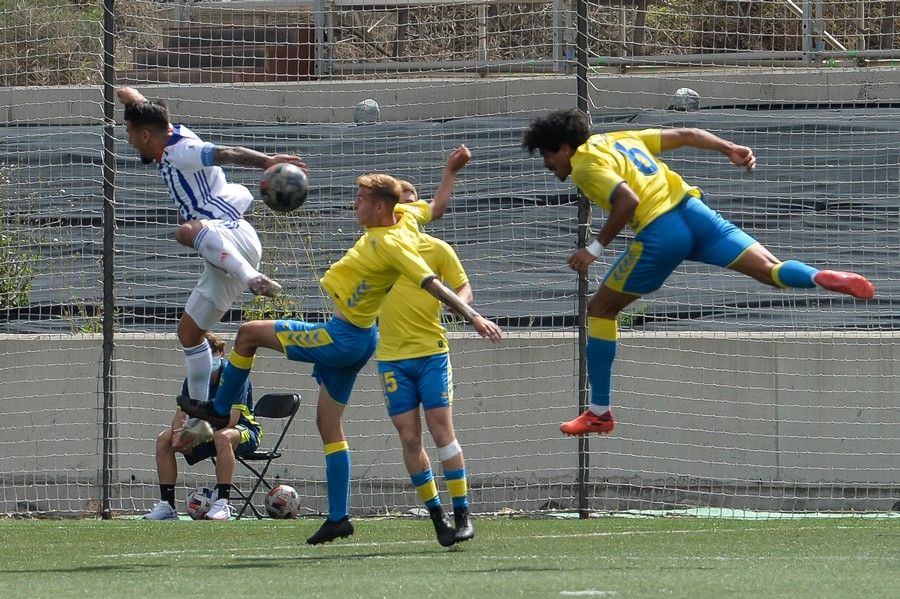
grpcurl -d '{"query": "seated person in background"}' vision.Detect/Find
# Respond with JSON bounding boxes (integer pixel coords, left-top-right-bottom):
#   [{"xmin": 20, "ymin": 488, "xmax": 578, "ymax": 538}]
[{"xmin": 143, "ymin": 331, "xmax": 261, "ymax": 521}]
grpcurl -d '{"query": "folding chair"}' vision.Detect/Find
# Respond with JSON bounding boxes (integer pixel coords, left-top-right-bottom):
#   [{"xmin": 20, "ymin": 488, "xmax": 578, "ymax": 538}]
[{"xmin": 227, "ymin": 392, "xmax": 301, "ymax": 519}]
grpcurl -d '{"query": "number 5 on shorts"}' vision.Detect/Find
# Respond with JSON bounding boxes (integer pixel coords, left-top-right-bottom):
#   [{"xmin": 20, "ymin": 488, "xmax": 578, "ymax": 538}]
[{"xmin": 382, "ymin": 371, "xmax": 398, "ymax": 394}]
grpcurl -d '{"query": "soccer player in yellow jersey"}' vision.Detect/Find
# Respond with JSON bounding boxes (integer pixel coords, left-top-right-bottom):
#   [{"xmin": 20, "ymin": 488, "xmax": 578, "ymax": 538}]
[
  {"xmin": 523, "ymin": 108, "xmax": 875, "ymax": 437},
  {"xmin": 180, "ymin": 172, "xmax": 501, "ymax": 543},
  {"xmin": 378, "ymin": 171, "xmax": 477, "ymax": 547}
]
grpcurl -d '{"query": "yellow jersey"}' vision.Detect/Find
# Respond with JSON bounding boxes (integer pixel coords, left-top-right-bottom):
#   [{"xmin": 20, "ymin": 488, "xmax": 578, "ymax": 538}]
[
  {"xmin": 571, "ymin": 129, "xmax": 702, "ymax": 233},
  {"xmin": 320, "ymin": 201, "xmax": 435, "ymax": 329},
  {"xmin": 376, "ymin": 233, "xmax": 468, "ymax": 361}
]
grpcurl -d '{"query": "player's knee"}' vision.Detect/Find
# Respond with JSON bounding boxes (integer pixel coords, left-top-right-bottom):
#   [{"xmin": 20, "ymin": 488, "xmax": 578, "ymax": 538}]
[
  {"xmin": 234, "ymin": 321, "xmax": 265, "ymax": 352},
  {"xmin": 213, "ymin": 429, "xmax": 234, "ymax": 449},
  {"xmin": 437, "ymin": 439, "xmax": 462, "ymax": 462},
  {"xmin": 397, "ymin": 428, "xmax": 422, "ymax": 453},
  {"xmin": 157, "ymin": 429, "xmax": 172, "ymax": 447},
  {"xmin": 586, "ymin": 296, "xmax": 622, "ymax": 319}
]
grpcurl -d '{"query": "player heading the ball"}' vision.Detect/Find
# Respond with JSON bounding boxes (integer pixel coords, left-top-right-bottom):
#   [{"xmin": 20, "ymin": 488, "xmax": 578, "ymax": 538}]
[{"xmin": 523, "ymin": 108, "xmax": 875, "ymax": 437}]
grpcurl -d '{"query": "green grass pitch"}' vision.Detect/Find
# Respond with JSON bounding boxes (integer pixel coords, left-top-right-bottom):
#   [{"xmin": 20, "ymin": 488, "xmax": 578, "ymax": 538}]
[{"xmin": 0, "ymin": 517, "xmax": 896, "ymax": 598}]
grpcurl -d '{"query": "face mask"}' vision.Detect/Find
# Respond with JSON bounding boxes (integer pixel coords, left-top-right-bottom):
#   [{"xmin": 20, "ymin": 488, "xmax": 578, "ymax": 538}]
[{"xmin": 210, "ymin": 356, "xmax": 224, "ymax": 372}]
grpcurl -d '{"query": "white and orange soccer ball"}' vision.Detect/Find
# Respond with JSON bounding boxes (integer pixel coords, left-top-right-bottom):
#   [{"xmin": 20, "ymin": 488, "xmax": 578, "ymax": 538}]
[{"xmin": 264, "ymin": 484, "xmax": 301, "ymax": 519}]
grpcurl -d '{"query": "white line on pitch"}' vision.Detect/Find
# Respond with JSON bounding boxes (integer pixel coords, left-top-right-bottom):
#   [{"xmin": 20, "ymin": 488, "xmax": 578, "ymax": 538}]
[{"xmin": 94, "ymin": 524, "xmax": 864, "ymax": 560}]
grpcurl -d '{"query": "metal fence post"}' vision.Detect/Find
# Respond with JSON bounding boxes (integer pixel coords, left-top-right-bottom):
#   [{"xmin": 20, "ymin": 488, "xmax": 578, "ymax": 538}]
[
  {"xmin": 100, "ymin": 0, "xmax": 117, "ymax": 520},
  {"xmin": 575, "ymin": 0, "xmax": 591, "ymax": 519}
]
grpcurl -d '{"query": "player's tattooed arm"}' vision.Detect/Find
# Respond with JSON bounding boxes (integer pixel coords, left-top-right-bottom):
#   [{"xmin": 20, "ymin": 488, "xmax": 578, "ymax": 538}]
[
  {"xmin": 214, "ymin": 146, "xmax": 307, "ymax": 171},
  {"xmin": 424, "ymin": 278, "xmax": 502, "ymax": 341}
]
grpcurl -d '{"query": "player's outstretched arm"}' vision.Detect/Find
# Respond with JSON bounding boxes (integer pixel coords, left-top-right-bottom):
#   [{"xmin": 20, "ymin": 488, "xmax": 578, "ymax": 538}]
[
  {"xmin": 430, "ymin": 144, "xmax": 471, "ymax": 220},
  {"xmin": 214, "ymin": 147, "xmax": 307, "ymax": 171},
  {"xmin": 659, "ymin": 128, "xmax": 756, "ymax": 171},
  {"xmin": 424, "ymin": 278, "xmax": 502, "ymax": 341},
  {"xmin": 116, "ymin": 86, "xmax": 148, "ymax": 106},
  {"xmin": 568, "ymin": 184, "xmax": 639, "ymax": 273}
]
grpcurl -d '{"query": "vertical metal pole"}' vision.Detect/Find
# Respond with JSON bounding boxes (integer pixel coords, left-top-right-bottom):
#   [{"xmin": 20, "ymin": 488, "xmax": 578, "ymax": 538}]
[
  {"xmin": 101, "ymin": 0, "xmax": 117, "ymax": 520},
  {"xmin": 802, "ymin": 0, "xmax": 813, "ymax": 60},
  {"xmin": 553, "ymin": 0, "xmax": 564, "ymax": 72},
  {"xmin": 314, "ymin": 0, "xmax": 328, "ymax": 77},
  {"xmin": 856, "ymin": 0, "xmax": 866, "ymax": 52},
  {"xmin": 881, "ymin": 1, "xmax": 896, "ymax": 50},
  {"xmin": 575, "ymin": 0, "xmax": 591, "ymax": 520},
  {"xmin": 476, "ymin": 4, "xmax": 488, "ymax": 63}
]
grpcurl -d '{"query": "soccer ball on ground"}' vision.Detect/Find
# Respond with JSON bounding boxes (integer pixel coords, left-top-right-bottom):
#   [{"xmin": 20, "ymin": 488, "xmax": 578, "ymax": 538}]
[
  {"xmin": 185, "ymin": 487, "xmax": 215, "ymax": 520},
  {"xmin": 264, "ymin": 484, "xmax": 301, "ymax": 519},
  {"xmin": 260, "ymin": 163, "xmax": 308, "ymax": 213}
]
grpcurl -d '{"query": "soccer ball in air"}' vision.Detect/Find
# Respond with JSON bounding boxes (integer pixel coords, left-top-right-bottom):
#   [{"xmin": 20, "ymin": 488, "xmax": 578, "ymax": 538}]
[
  {"xmin": 185, "ymin": 487, "xmax": 215, "ymax": 520},
  {"xmin": 264, "ymin": 484, "xmax": 301, "ymax": 519},
  {"xmin": 260, "ymin": 163, "xmax": 308, "ymax": 213}
]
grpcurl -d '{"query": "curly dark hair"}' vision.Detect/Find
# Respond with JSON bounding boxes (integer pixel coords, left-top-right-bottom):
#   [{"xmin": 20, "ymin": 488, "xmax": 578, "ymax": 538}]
[
  {"xmin": 123, "ymin": 99, "xmax": 170, "ymax": 132},
  {"xmin": 522, "ymin": 108, "xmax": 591, "ymax": 155}
]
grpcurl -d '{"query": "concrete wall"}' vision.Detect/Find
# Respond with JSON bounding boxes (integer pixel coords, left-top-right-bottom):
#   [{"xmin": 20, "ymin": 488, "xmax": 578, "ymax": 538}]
[
  {"xmin": 3, "ymin": 68, "xmax": 900, "ymax": 125},
  {"xmin": 0, "ymin": 332, "xmax": 896, "ymax": 515}
]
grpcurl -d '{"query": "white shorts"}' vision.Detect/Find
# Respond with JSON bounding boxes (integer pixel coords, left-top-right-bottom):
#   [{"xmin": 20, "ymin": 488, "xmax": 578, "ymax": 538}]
[{"xmin": 185, "ymin": 219, "xmax": 262, "ymax": 330}]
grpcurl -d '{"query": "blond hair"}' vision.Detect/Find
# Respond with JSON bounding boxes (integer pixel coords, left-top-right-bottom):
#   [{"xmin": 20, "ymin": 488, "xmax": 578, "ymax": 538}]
[
  {"xmin": 397, "ymin": 179, "xmax": 417, "ymax": 199},
  {"xmin": 356, "ymin": 173, "xmax": 402, "ymax": 206},
  {"xmin": 204, "ymin": 331, "xmax": 226, "ymax": 355}
]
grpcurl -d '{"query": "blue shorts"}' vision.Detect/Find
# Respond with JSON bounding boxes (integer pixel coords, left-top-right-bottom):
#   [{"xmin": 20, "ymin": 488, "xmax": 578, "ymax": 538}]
[
  {"xmin": 275, "ymin": 317, "xmax": 377, "ymax": 405},
  {"xmin": 377, "ymin": 353, "xmax": 453, "ymax": 417},
  {"xmin": 184, "ymin": 423, "xmax": 260, "ymax": 466},
  {"xmin": 604, "ymin": 196, "xmax": 757, "ymax": 295}
]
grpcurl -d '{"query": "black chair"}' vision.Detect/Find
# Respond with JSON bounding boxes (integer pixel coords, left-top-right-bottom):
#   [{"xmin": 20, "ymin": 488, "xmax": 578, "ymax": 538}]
[{"xmin": 226, "ymin": 392, "xmax": 301, "ymax": 519}]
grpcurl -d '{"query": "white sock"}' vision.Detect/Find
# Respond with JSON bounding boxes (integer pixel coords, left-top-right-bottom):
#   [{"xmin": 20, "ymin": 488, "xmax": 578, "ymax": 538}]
[
  {"xmin": 588, "ymin": 404, "xmax": 609, "ymax": 416},
  {"xmin": 193, "ymin": 226, "xmax": 259, "ymax": 285},
  {"xmin": 184, "ymin": 339, "xmax": 212, "ymax": 402}
]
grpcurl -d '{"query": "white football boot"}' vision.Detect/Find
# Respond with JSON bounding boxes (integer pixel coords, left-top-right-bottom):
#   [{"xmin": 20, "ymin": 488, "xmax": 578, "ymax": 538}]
[
  {"xmin": 143, "ymin": 500, "xmax": 179, "ymax": 521},
  {"xmin": 206, "ymin": 498, "xmax": 235, "ymax": 521}
]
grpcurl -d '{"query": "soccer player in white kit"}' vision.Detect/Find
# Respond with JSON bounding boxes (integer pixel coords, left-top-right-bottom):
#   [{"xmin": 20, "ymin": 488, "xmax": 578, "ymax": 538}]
[{"xmin": 117, "ymin": 87, "xmax": 306, "ymax": 405}]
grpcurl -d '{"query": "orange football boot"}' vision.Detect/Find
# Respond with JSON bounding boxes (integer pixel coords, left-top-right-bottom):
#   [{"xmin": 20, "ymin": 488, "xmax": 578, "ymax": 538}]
[
  {"xmin": 813, "ymin": 270, "xmax": 875, "ymax": 300},
  {"xmin": 560, "ymin": 409, "xmax": 615, "ymax": 436}
]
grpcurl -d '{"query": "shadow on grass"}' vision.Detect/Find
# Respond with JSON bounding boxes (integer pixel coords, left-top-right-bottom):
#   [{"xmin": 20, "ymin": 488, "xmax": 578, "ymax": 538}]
[
  {"xmin": 0, "ymin": 564, "xmax": 160, "ymax": 574},
  {"xmin": 214, "ymin": 549, "xmax": 441, "ymax": 569}
]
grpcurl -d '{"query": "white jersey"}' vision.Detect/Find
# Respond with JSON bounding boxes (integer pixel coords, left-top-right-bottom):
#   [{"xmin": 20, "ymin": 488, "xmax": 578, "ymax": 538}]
[{"xmin": 157, "ymin": 125, "xmax": 254, "ymax": 222}]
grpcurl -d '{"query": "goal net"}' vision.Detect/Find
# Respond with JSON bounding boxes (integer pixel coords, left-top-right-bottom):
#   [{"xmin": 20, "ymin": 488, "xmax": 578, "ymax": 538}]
[{"xmin": 0, "ymin": 0, "xmax": 896, "ymax": 518}]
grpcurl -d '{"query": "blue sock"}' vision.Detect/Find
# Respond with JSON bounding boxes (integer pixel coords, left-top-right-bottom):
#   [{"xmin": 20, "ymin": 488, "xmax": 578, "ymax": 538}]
[
  {"xmin": 586, "ymin": 317, "xmax": 618, "ymax": 412},
  {"xmin": 324, "ymin": 441, "xmax": 351, "ymax": 521},
  {"xmin": 410, "ymin": 469, "xmax": 441, "ymax": 509},
  {"xmin": 772, "ymin": 260, "xmax": 818, "ymax": 289},
  {"xmin": 444, "ymin": 468, "xmax": 468, "ymax": 509},
  {"xmin": 211, "ymin": 351, "xmax": 254, "ymax": 417}
]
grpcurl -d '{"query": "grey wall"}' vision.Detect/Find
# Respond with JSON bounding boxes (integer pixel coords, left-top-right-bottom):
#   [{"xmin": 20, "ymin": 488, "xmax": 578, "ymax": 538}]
[
  {"xmin": 3, "ymin": 69, "xmax": 899, "ymax": 125},
  {"xmin": 1, "ymin": 332, "xmax": 896, "ymax": 515}
]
